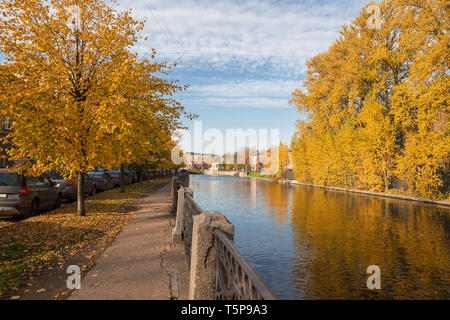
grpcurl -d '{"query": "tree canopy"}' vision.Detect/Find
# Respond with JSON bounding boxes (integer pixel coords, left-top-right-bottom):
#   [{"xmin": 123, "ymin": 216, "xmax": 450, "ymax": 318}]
[
  {"xmin": 0, "ymin": 0, "xmax": 192, "ymax": 214},
  {"xmin": 291, "ymin": 0, "xmax": 449, "ymax": 199}
]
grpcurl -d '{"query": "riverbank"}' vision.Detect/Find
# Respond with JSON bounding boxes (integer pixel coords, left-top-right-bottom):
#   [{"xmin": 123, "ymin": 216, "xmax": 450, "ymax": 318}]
[
  {"xmin": 0, "ymin": 179, "xmax": 171, "ymax": 300},
  {"xmin": 203, "ymin": 169, "xmax": 247, "ymax": 177},
  {"xmin": 242, "ymin": 175, "xmax": 450, "ymax": 208}
]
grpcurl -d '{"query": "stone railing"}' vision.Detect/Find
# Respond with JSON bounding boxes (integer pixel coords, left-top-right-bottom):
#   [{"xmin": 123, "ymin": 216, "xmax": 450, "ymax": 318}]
[
  {"xmin": 172, "ymin": 187, "xmax": 202, "ymax": 260},
  {"xmin": 171, "ymin": 176, "xmax": 277, "ymax": 300},
  {"xmin": 212, "ymin": 229, "xmax": 276, "ymax": 300},
  {"xmin": 171, "ymin": 172, "xmax": 190, "ymax": 215}
]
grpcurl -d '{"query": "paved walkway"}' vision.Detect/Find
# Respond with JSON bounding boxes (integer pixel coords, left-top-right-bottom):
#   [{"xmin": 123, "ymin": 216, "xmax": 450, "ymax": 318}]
[{"xmin": 69, "ymin": 183, "xmax": 189, "ymax": 300}]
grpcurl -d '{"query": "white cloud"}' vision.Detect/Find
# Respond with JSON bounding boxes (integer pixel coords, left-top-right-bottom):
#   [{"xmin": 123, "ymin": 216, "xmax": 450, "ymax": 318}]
[
  {"xmin": 119, "ymin": 0, "xmax": 368, "ymax": 77},
  {"xmin": 183, "ymin": 79, "xmax": 299, "ymax": 108}
]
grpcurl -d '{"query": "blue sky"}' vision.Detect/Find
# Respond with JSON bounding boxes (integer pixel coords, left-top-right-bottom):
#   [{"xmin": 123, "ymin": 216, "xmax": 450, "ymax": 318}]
[{"xmin": 120, "ymin": 1, "xmax": 370, "ymax": 153}]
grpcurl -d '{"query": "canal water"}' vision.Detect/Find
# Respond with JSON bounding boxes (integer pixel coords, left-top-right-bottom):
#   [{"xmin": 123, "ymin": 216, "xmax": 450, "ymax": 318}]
[{"xmin": 189, "ymin": 175, "xmax": 450, "ymax": 300}]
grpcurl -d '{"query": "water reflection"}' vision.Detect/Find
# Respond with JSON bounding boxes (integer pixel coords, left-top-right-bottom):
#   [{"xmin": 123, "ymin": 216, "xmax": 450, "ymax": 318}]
[{"xmin": 190, "ymin": 175, "xmax": 450, "ymax": 299}]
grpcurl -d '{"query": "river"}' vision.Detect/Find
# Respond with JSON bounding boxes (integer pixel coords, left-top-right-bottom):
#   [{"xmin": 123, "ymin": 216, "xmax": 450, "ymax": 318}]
[{"xmin": 189, "ymin": 174, "xmax": 450, "ymax": 300}]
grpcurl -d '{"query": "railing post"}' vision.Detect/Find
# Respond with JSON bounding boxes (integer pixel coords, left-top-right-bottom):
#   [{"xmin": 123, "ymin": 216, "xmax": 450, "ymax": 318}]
[
  {"xmin": 171, "ymin": 173, "xmax": 190, "ymax": 216},
  {"xmin": 188, "ymin": 212, "xmax": 234, "ymax": 300},
  {"xmin": 180, "ymin": 172, "xmax": 190, "ymax": 188},
  {"xmin": 172, "ymin": 187, "xmax": 193, "ymax": 243},
  {"xmin": 171, "ymin": 176, "xmax": 181, "ymax": 215}
]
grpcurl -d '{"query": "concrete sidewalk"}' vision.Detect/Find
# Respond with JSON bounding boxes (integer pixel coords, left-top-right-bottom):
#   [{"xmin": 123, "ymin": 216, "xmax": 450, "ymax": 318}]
[{"xmin": 69, "ymin": 183, "xmax": 189, "ymax": 300}]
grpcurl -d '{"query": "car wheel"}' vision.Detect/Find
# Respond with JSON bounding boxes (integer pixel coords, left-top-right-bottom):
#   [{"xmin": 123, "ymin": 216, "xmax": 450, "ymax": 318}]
[
  {"xmin": 54, "ymin": 194, "xmax": 61, "ymax": 209},
  {"xmin": 30, "ymin": 199, "xmax": 39, "ymax": 217}
]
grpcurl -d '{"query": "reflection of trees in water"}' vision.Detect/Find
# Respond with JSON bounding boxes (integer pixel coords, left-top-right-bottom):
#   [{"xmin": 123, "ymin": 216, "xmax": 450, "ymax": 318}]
[
  {"xmin": 191, "ymin": 175, "xmax": 449, "ymax": 299},
  {"xmin": 262, "ymin": 181, "xmax": 291, "ymax": 224},
  {"xmin": 289, "ymin": 187, "xmax": 450, "ymax": 299}
]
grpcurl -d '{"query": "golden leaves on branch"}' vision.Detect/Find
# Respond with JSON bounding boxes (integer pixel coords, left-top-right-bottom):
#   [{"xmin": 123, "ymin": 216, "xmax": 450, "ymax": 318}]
[
  {"xmin": 290, "ymin": 0, "xmax": 449, "ymax": 199},
  {"xmin": 0, "ymin": 0, "xmax": 193, "ymax": 213}
]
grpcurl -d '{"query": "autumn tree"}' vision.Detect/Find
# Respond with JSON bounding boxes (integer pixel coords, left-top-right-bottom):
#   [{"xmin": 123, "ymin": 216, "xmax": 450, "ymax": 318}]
[
  {"xmin": 100, "ymin": 57, "xmax": 189, "ymax": 192},
  {"xmin": 0, "ymin": 0, "xmax": 188, "ymax": 214},
  {"xmin": 274, "ymin": 142, "xmax": 289, "ymax": 180},
  {"xmin": 391, "ymin": 0, "xmax": 449, "ymax": 197},
  {"xmin": 290, "ymin": 0, "xmax": 449, "ymax": 198}
]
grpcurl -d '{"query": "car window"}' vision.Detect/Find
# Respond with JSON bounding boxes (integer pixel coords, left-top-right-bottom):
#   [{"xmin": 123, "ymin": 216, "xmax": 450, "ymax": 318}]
[
  {"xmin": 46, "ymin": 171, "xmax": 63, "ymax": 180},
  {"xmin": 26, "ymin": 176, "xmax": 39, "ymax": 186},
  {"xmin": 41, "ymin": 175, "xmax": 53, "ymax": 186},
  {"xmin": 35, "ymin": 176, "xmax": 46, "ymax": 186},
  {"xmin": 0, "ymin": 172, "xmax": 21, "ymax": 186},
  {"xmin": 89, "ymin": 173, "xmax": 104, "ymax": 178}
]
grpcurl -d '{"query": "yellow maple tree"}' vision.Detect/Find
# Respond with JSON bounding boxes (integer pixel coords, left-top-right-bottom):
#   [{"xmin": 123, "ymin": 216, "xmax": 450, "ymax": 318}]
[
  {"xmin": 290, "ymin": 0, "xmax": 449, "ymax": 199},
  {"xmin": 0, "ymin": 0, "xmax": 189, "ymax": 214}
]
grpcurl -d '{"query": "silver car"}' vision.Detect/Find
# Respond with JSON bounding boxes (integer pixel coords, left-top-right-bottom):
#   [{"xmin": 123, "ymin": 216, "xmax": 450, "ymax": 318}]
[
  {"xmin": 0, "ymin": 169, "xmax": 61, "ymax": 217},
  {"xmin": 88, "ymin": 172, "xmax": 114, "ymax": 192},
  {"xmin": 47, "ymin": 171, "xmax": 96, "ymax": 201}
]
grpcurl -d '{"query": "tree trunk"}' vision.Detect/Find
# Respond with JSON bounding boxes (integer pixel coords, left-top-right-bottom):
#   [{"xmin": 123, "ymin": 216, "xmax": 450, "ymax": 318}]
[
  {"xmin": 383, "ymin": 169, "xmax": 389, "ymax": 191},
  {"xmin": 120, "ymin": 164, "xmax": 125, "ymax": 193},
  {"xmin": 77, "ymin": 173, "xmax": 86, "ymax": 216},
  {"xmin": 139, "ymin": 170, "xmax": 143, "ymax": 185}
]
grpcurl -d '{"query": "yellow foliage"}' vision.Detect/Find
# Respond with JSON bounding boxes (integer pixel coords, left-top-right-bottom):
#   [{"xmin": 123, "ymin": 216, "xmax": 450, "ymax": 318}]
[
  {"xmin": 0, "ymin": 0, "xmax": 191, "ymax": 172},
  {"xmin": 274, "ymin": 142, "xmax": 289, "ymax": 179},
  {"xmin": 290, "ymin": 0, "xmax": 449, "ymax": 199}
]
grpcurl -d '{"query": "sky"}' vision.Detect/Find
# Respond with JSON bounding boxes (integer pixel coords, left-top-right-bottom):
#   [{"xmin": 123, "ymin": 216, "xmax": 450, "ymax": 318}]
[{"xmin": 119, "ymin": 0, "xmax": 370, "ymax": 153}]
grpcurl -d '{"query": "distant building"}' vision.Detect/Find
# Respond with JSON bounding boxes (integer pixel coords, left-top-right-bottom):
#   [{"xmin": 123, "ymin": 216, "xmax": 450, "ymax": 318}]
[
  {"xmin": 250, "ymin": 150, "xmax": 262, "ymax": 172},
  {"xmin": 183, "ymin": 152, "xmax": 221, "ymax": 170},
  {"xmin": 211, "ymin": 162, "xmax": 223, "ymax": 172}
]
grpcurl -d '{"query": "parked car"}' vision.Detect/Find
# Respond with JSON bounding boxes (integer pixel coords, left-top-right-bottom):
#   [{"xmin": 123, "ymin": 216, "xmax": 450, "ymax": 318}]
[
  {"xmin": 47, "ymin": 171, "xmax": 96, "ymax": 200},
  {"xmin": 88, "ymin": 172, "xmax": 114, "ymax": 192},
  {"xmin": 0, "ymin": 169, "xmax": 62, "ymax": 217},
  {"xmin": 103, "ymin": 172, "xmax": 114, "ymax": 189},
  {"xmin": 125, "ymin": 169, "xmax": 136, "ymax": 183},
  {"xmin": 140, "ymin": 170, "xmax": 149, "ymax": 181},
  {"xmin": 106, "ymin": 170, "xmax": 132, "ymax": 187},
  {"xmin": 148, "ymin": 170, "xmax": 156, "ymax": 179}
]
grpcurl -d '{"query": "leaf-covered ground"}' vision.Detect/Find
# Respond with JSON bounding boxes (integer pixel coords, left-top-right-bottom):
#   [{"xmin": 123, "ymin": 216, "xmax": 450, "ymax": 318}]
[{"xmin": 0, "ymin": 179, "xmax": 169, "ymax": 299}]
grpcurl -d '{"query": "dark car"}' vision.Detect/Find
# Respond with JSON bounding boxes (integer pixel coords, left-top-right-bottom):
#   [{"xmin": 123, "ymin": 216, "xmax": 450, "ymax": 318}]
[
  {"xmin": 125, "ymin": 170, "xmax": 136, "ymax": 183},
  {"xmin": 103, "ymin": 172, "xmax": 114, "ymax": 189},
  {"xmin": 147, "ymin": 170, "xmax": 156, "ymax": 179},
  {"xmin": 47, "ymin": 171, "xmax": 96, "ymax": 200},
  {"xmin": 106, "ymin": 170, "xmax": 132, "ymax": 187},
  {"xmin": 140, "ymin": 170, "xmax": 149, "ymax": 181},
  {"xmin": 136, "ymin": 169, "xmax": 151, "ymax": 182},
  {"xmin": 0, "ymin": 169, "xmax": 62, "ymax": 217},
  {"xmin": 88, "ymin": 172, "xmax": 114, "ymax": 192}
]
